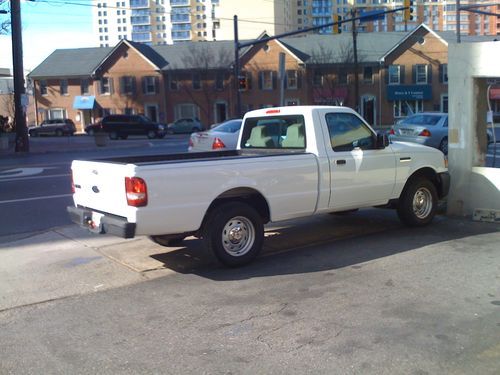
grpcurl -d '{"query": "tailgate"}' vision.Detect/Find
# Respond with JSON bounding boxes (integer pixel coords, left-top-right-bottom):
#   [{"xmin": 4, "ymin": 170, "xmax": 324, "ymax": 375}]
[{"xmin": 71, "ymin": 160, "xmax": 136, "ymax": 220}]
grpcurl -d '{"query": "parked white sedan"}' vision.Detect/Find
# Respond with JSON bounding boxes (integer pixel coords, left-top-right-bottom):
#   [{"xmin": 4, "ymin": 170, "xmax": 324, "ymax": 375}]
[{"xmin": 188, "ymin": 119, "xmax": 242, "ymax": 152}]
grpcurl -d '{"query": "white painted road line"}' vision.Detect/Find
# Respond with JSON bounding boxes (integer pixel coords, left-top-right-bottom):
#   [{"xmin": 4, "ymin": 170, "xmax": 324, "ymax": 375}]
[
  {"xmin": 0, "ymin": 194, "xmax": 73, "ymax": 204},
  {"xmin": 0, "ymin": 174, "xmax": 71, "ymax": 183}
]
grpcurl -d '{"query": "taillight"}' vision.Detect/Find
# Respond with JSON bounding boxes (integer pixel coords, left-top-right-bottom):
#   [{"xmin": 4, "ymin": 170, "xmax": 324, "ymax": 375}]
[
  {"xmin": 125, "ymin": 177, "xmax": 148, "ymax": 207},
  {"xmin": 389, "ymin": 128, "xmax": 395, "ymax": 135},
  {"xmin": 419, "ymin": 129, "xmax": 432, "ymax": 137},
  {"xmin": 212, "ymin": 137, "xmax": 226, "ymax": 150}
]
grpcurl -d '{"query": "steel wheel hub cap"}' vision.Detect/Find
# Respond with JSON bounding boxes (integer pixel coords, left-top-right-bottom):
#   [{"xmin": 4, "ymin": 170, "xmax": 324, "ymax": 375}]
[
  {"xmin": 222, "ymin": 216, "xmax": 255, "ymax": 257},
  {"xmin": 413, "ymin": 187, "xmax": 432, "ymax": 219}
]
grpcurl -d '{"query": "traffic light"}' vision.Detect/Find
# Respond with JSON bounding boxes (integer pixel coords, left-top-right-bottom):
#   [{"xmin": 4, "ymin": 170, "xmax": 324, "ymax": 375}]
[
  {"xmin": 333, "ymin": 15, "xmax": 342, "ymax": 34},
  {"xmin": 238, "ymin": 75, "xmax": 247, "ymax": 91},
  {"xmin": 403, "ymin": 0, "xmax": 414, "ymax": 22}
]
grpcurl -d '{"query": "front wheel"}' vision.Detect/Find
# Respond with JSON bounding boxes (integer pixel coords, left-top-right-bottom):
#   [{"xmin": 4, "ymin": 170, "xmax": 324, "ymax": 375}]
[
  {"xmin": 397, "ymin": 178, "xmax": 437, "ymax": 227},
  {"xmin": 147, "ymin": 130, "xmax": 157, "ymax": 139},
  {"xmin": 55, "ymin": 129, "xmax": 63, "ymax": 137},
  {"xmin": 204, "ymin": 202, "xmax": 264, "ymax": 267},
  {"xmin": 109, "ymin": 131, "xmax": 119, "ymax": 140}
]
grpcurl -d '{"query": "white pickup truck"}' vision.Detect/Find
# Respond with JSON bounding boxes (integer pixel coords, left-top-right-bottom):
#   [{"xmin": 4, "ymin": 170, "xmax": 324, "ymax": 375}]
[{"xmin": 68, "ymin": 106, "xmax": 450, "ymax": 266}]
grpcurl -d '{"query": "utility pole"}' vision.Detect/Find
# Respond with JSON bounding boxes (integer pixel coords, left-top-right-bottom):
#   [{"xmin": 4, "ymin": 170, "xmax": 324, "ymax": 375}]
[
  {"xmin": 10, "ymin": 0, "xmax": 29, "ymax": 152},
  {"xmin": 233, "ymin": 15, "xmax": 242, "ymax": 118},
  {"xmin": 351, "ymin": 9, "xmax": 359, "ymax": 113},
  {"xmin": 456, "ymin": 0, "xmax": 461, "ymax": 43}
]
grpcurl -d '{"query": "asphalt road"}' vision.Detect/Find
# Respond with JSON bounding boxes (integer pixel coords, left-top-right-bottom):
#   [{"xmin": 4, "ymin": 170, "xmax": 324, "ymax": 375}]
[{"xmin": 0, "ymin": 135, "xmax": 189, "ymax": 240}]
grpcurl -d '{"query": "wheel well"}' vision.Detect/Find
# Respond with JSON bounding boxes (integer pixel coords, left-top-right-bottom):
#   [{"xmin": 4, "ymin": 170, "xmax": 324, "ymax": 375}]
[
  {"xmin": 405, "ymin": 167, "xmax": 445, "ymax": 198},
  {"xmin": 200, "ymin": 188, "xmax": 271, "ymax": 234}
]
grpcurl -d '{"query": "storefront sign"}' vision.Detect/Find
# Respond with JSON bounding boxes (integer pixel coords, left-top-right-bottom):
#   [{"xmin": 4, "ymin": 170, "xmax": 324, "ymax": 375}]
[{"xmin": 387, "ymin": 85, "xmax": 432, "ymax": 100}]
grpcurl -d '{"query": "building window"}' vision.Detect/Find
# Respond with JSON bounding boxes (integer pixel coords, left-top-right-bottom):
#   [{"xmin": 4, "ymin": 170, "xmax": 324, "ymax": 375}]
[
  {"xmin": 388, "ymin": 65, "xmax": 401, "ymax": 84},
  {"xmin": 313, "ymin": 70, "xmax": 323, "ymax": 87},
  {"xmin": 215, "ymin": 71, "xmax": 224, "ymax": 90},
  {"xmin": 142, "ymin": 76, "xmax": 157, "ymax": 94},
  {"xmin": 48, "ymin": 108, "xmax": 66, "ymax": 119},
  {"xmin": 60, "ymin": 79, "xmax": 68, "ymax": 95},
  {"xmin": 175, "ymin": 103, "xmax": 199, "ymax": 120},
  {"xmin": 440, "ymin": 64, "xmax": 448, "ymax": 84},
  {"xmin": 286, "ymin": 70, "xmax": 298, "ymax": 89},
  {"xmin": 363, "ymin": 66, "xmax": 373, "ymax": 84},
  {"xmin": 393, "ymin": 100, "xmax": 423, "ymax": 118},
  {"xmin": 40, "ymin": 80, "xmax": 48, "ymax": 95},
  {"xmin": 260, "ymin": 71, "xmax": 274, "ymax": 90},
  {"xmin": 100, "ymin": 77, "xmax": 112, "ymax": 94},
  {"xmin": 441, "ymin": 94, "xmax": 448, "ymax": 113},
  {"xmin": 120, "ymin": 76, "xmax": 136, "ymax": 95},
  {"xmin": 80, "ymin": 79, "xmax": 89, "ymax": 95},
  {"xmin": 192, "ymin": 73, "xmax": 201, "ymax": 90},
  {"xmin": 415, "ymin": 64, "xmax": 428, "ymax": 84},
  {"xmin": 169, "ymin": 74, "xmax": 178, "ymax": 90}
]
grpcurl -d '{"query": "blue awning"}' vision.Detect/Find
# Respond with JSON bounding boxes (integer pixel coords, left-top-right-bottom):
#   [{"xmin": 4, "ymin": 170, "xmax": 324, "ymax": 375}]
[{"xmin": 73, "ymin": 96, "xmax": 95, "ymax": 110}]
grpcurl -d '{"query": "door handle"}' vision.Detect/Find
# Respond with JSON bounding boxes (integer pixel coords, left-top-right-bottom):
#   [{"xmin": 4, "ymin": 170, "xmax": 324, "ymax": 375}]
[{"xmin": 336, "ymin": 159, "xmax": 346, "ymax": 165}]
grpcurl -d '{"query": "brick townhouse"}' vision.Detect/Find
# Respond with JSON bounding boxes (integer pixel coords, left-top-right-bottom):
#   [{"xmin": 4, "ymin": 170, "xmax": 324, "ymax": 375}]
[{"xmin": 28, "ymin": 24, "xmax": 498, "ymax": 133}]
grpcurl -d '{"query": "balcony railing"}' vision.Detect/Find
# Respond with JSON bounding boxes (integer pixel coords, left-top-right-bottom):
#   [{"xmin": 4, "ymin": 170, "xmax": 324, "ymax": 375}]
[
  {"xmin": 130, "ymin": 0, "xmax": 149, "ymax": 8},
  {"xmin": 170, "ymin": 0, "xmax": 189, "ymax": 6}
]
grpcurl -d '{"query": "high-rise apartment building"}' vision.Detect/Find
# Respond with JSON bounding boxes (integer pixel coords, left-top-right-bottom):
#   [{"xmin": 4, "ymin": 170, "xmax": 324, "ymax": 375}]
[
  {"xmin": 290, "ymin": 0, "xmax": 499, "ymax": 35},
  {"xmin": 93, "ymin": 0, "xmax": 498, "ymax": 48},
  {"xmin": 93, "ymin": 0, "xmax": 293, "ymax": 47}
]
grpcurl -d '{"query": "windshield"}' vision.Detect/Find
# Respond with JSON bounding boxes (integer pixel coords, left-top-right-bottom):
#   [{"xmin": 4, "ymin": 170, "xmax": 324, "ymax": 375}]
[{"xmin": 213, "ymin": 120, "xmax": 242, "ymax": 133}]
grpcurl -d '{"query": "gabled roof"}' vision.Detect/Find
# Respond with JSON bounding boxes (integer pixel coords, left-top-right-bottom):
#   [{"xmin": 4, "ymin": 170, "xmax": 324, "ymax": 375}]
[
  {"xmin": 280, "ymin": 32, "xmax": 407, "ymax": 64},
  {"xmin": 29, "ymin": 47, "xmax": 113, "ymax": 79}
]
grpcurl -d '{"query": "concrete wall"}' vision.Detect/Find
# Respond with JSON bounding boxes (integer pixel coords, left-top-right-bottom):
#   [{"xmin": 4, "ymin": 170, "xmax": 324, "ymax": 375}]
[{"xmin": 447, "ymin": 41, "xmax": 500, "ymax": 216}]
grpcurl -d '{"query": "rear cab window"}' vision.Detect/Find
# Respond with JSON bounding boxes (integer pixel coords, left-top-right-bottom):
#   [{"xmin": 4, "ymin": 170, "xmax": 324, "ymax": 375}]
[{"xmin": 240, "ymin": 115, "xmax": 306, "ymax": 150}]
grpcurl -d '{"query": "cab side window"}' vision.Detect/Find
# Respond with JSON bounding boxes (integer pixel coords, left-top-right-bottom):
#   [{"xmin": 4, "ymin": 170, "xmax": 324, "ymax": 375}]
[{"xmin": 325, "ymin": 112, "xmax": 374, "ymax": 152}]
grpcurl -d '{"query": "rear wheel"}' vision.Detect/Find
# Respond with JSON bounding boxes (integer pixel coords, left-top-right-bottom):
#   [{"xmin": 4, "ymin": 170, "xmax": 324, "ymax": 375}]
[
  {"xmin": 109, "ymin": 131, "xmax": 119, "ymax": 140},
  {"xmin": 120, "ymin": 134, "xmax": 128, "ymax": 140},
  {"xmin": 439, "ymin": 137, "xmax": 448, "ymax": 155},
  {"xmin": 87, "ymin": 129, "xmax": 95, "ymax": 136},
  {"xmin": 204, "ymin": 202, "xmax": 264, "ymax": 267},
  {"xmin": 147, "ymin": 130, "xmax": 157, "ymax": 139},
  {"xmin": 397, "ymin": 178, "xmax": 437, "ymax": 227},
  {"xmin": 55, "ymin": 129, "xmax": 63, "ymax": 137}
]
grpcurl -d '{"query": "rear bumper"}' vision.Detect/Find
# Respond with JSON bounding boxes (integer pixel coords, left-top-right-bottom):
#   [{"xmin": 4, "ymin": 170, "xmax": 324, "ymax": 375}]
[
  {"xmin": 67, "ymin": 205, "xmax": 136, "ymax": 239},
  {"xmin": 437, "ymin": 171, "xmax": 450, "ymax": 199}
]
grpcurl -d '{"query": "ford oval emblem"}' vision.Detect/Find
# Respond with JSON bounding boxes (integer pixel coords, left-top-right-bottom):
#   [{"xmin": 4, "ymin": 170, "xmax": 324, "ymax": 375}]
[
  {"xmin": 92, "ymin": 170, "xmax": 98, "ymax": 175},
  {"xmin": 92, "ymin": 186, "xmax": 100, "ymax": 193}
]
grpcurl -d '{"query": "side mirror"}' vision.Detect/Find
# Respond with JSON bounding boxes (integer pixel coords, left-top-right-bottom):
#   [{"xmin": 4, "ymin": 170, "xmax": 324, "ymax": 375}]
[{"xmin": 376, "ymin": 133, "xmax": 389, "ymax": 149}]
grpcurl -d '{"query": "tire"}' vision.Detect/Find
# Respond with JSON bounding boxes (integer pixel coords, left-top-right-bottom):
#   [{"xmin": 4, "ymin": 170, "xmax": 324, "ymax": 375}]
[
  {"xmin": 55, "ymin": 129, "xmax": 63, "ymax": 137},
  {"xmin": 120, "ymin": 134, "xmax": 128, "ymax": 140},
  {"xmin": 87, "ymin": 129, "xmax": 95, "ymax": 136},
  {"xmin": 397, "ymin": 177, "xmax": 438, "ymax": 227},
  {"xmin": 109, "ymin": 131, "xmax": 119, "ymax": 140},
  {"xmin": 147, "ymin": 130, "xmax": 157, "ymax": 139},
  {"xmin": 439, "ymin": 137, "xmax": 448, "ymax": 155},
  {"xmin": 150, "ymin": 235, "xmax": 186, "ymax": 247},
  {"xmin": 204, "ymin": 202, "xmax": 264, "ymax": 267}
]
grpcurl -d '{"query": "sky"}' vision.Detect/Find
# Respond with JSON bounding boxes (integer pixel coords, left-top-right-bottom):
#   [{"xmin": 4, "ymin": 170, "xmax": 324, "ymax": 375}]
[{"xmin": 0, "ymin": 0, "xmax": 96, "ymax": 72}]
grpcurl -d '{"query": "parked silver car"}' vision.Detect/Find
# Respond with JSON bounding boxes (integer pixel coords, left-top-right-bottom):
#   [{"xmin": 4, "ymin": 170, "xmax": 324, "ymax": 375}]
[
  {"xmin": 390, "ymin": 112, "xmax": 494, "ymax": 155},
  {"xmin": 188, "ymin": 119, "xmax": 242, "ymax": 152},
  {"xmin": 166, "ymin": 118, "xmax": 203, "ymax": 134}
]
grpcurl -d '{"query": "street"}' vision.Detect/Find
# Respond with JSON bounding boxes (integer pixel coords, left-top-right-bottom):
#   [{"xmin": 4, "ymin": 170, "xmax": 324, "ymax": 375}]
[{"xmin": 0, "ymin": 136, "xmax": 499, "ymax": 374}]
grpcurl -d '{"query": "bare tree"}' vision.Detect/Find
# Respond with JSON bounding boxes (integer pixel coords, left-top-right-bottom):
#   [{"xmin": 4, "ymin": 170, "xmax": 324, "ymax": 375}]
[
  {"xmin": 0, "ymin": 0, "xmax": 9, "ymax": 34},
  {"xmin": 171, "ymin": 44, "xmax": 233, "ymax": 125},
  {"xmin": 308, "ymin": 41, "xmax": 358, "ymax": 107},
  {"xmin": 0, "ymin": 93, "xmax": 15, "ymax": 131}
]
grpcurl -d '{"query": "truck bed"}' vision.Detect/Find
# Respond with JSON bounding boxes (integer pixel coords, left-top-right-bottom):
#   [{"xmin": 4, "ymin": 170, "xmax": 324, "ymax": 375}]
[{"xmin": 92, "ymin": 149, "xmax": 307, "ymax": 166}]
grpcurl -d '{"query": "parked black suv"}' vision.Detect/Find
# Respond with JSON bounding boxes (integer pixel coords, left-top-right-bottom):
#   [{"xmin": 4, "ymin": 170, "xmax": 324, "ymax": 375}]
[
  {"xmin": 100, "ymin": 114, "xmax": 166, "ymax": 140},
  {"xmin": 28, "ymin": 119, "xmax": 76, "ymax": 137}
]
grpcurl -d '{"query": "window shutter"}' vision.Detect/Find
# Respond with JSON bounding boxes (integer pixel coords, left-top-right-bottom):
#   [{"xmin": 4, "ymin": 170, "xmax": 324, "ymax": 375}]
[
  {"xmin": 131, "ymin": 77, "xmax": 136, "ymax": 95},
  {"xmin": 427, "ymin": 65, "xmax": 432, "ymax": 84},
  {"xmin": 142, "ymin": 77, "xmax": 147, "ymax": 94},
  {"xmin": 400, "ymin": 65, "xmax": 405, "ymax": 84},
  {"xmin": 438, "ymin": 65, "xmax": 443, "ymax": 83},
  {"xmin": 96, "ymin": 80, "xmax": 101, "ymax": 95},
  {"xmin": 109, "ymin": 78, "xmax": 114, "ymax": 94},
  {"xmin": 297, "ymin": 70, "xmax": 302, "ymax": 89},
  {"xmin": 258, "ymin": 72, "xmax": 263, "ymax": 90},
  {"xmin": 120, "ymin": 77, "xmax": 125, "ymax": 94},
  {"xmin": 272, "ymin": 71, "xmax": 277, "ymax": 90},
  {"xmin": 284, "ymin": 71, "xmax": 288, "ymax": 89},
  {"xmin": 412, "ymin": 66, "xmax": 416, "ymax": 84},
  {"xmin": 155, "ymin": 77, "xmax": 160, "ymax": 94},
  {"xmin": 385, "ymin": 67, "xmax": 389, "ymax": 84}
]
